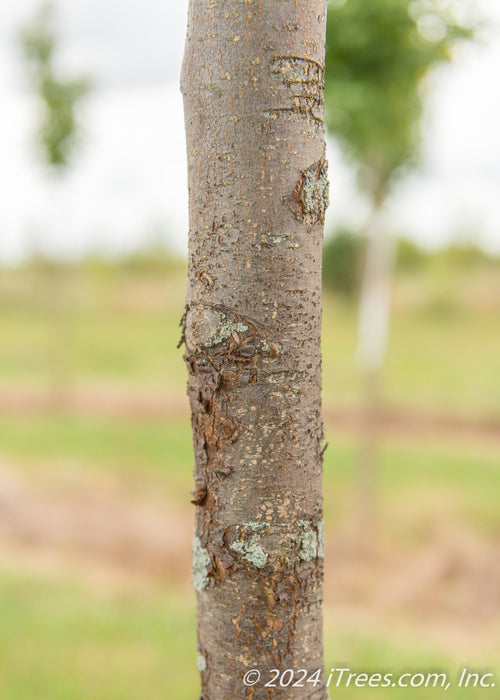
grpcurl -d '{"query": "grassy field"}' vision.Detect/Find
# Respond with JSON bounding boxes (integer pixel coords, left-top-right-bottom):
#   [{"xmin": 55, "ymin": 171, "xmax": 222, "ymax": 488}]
[
  {"xmin": 0, "ymin": 412, "xmax": 498, "ymax": 698},
  {"xmin": 1, "ymin": 413, "xmax": 499, "ymax": 533},
  {"xmin": 0, "ymin": 574, "xmax": 199, "ymax": 700},
  {"xmin": 0, "ymin": 568, "xmax": 496, "ymax": 700},
  {"xmin": 0, "ymin": 258, "xmax": 499, "ymax": 414},
  {"xmin": 0, "ymin": 257, "xmax": 499, "ymax": 698}
]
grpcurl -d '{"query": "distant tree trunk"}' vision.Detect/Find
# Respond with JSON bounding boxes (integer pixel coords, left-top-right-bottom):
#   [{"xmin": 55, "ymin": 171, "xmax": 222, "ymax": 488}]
[
  {"xmin": 180, "ymin": 1, "xmax": 329, "ymax": 697},
  {"xmin": 356, "ymin": 212, "xmax": 395, "ymax": 547}
]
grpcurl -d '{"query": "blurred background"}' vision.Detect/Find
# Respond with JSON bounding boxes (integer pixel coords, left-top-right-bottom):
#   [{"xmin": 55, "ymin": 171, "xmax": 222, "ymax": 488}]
[{"xmin": 0, "ymin": 0, "xmax": 499, "ymax": 698}]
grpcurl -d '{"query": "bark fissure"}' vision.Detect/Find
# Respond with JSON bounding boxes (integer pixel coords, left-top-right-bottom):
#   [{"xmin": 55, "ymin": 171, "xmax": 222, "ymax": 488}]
[
  {"xmin": 262, "ymin": 105, "xmax": 324, "ymax": 129},
  {"xmin": 181, "ymin": 1, "xmax": 328, "ymax": 696}
]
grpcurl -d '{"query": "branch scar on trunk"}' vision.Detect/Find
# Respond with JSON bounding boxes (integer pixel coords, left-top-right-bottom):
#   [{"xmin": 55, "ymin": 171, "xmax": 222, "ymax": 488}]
[{"xmin": 288, "ymin": 157, "xmax": 330, "ymax": 224}]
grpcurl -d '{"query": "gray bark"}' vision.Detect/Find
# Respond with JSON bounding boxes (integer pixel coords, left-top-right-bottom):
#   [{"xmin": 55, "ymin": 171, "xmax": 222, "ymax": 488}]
[{"xmin": 180, "ymin": 2, "xmax": 328, "ymax": 697}]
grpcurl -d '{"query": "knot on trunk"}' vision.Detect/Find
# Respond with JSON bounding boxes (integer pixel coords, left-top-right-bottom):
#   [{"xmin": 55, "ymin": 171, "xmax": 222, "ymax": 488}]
[
  {"xmin": 291, "ymin": 158, "xmax": 330, "ymax": 224},
  {"xmin": 184, "ymin": 306, "xmax": 249, "ymax": 352}
]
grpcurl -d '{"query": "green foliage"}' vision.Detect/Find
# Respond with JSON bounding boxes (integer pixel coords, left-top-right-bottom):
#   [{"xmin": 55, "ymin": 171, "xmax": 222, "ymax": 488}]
[
  {"xmin": 395, "ymin": 237, "xmax": 430, "ymax": 271},
  {"xmin": 19, "ymin": 245, "xmax": 183, "ymax": 279},
  {"xmin": 20, "ymin": 2, "xmax": 90, "ymax": 169},
  {"xmin": 115, "ymin": 245, "xmax": 184, "ymax": 275},
  {"xmin": 436, "ymin": 242, "xmax": 499, "ymax": 269},
  {"xmin": 325, "ymin": 0, "xmax": 475, "ymax": 204},
  {"xmin": 323, "ymin": 229, "xmax": 364, "ymax": 296}
]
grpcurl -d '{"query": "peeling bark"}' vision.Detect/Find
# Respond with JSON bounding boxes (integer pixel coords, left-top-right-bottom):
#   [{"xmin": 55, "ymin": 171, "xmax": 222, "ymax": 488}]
[{"xmin": 181, "ymin": 1, "xmax": 328, "ymax": 697}]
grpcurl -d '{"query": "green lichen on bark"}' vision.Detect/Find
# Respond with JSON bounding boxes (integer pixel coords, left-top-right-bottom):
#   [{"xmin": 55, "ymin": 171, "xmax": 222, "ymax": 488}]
[
  {"xmin": 203, "ymin": 319, "xmax": 248, "ymax": 348},
  {"xmin": 197, "ymin": 653, "xmax": 207, "ymax": 672},
  {"xmin": 192, "ymin": 536, "xmax": 211, "ymax": 592},
  {"xmin": 298, "ymin": 159, "xmax": 330, "ymax": 223},
  {"xmin": 244, "ymin": 521, "xmax": 269, "ymax": 530},
  {"xmin": 230, "ymin": 529, "xmax": 268, "ymax": 568},
  {"xmin": 298, "ymin": 520, "xmax": 319, "ymax": 562},
  {"xmin": 254, "ymin": 231, "xmax": 288, "ymax": 250}
]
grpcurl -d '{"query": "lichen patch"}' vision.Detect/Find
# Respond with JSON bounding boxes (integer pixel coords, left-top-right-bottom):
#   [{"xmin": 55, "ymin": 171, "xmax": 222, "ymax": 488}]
[
  {"xmin": 204, "ymin": 319, "xmax": 248, "ymax": 348},
  {"xmin": 230, "ymin": 531, "xmax": 268, "ymax": 569},
  {"xmin": 298, "ymin": 520, "xmax": 319, "ymax": 562},
  {"xmin": 292, "ymin": 158, "xmax": 330, "ymax": 224},
  {"xmin": 192, "ymin": 536, "xmax": 211, "ymax": 592},
  {"xmin": 196, "ymin": 653, "xmax": 207, "ymax": 673},
  {"xmin": 254, "ymin": 231, "xmax": 288, "ymax": 250}
]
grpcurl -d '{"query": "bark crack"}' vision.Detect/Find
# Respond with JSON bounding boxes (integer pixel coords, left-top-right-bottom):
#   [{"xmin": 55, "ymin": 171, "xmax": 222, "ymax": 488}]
[{"xmin": 264, "ymin": 55, "xmax": 325, "ymax": 130}]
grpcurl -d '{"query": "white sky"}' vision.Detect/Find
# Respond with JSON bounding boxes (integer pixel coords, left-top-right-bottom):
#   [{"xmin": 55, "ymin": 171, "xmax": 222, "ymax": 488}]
[{"xmin": 0, "ymin": 0, "xmax": 499, "ymax": 263}]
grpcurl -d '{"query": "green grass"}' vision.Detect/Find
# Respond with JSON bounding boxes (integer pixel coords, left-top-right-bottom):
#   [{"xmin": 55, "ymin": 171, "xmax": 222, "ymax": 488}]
[
  {"xmin": 323, "ymin": 630, "xmax": 496, "ymax": 699},
  {"xmin": 0, "ymin": 570, "xmax": 495, "ymax": 700},
  {"xmin": 0, "ymin": 414, "xmax": 193, "ymax": 502},
  {"xmin": 0, "ymin": 413, "xmax": 497, "ymax": 699},
  {"xmin": 386, "ymin": 313, "xmax": 500, "ymax": 415},
  {"xmin": 321, "ymin": 299, "xmax": 500, "ymax": 415},
  {"xmin": 323, "ymin": 432, "xmax": 500, "ymax": 536},
  {"xmin": 0, "ymin": 574, "xmax": 198, "ymax": 700},
  {"xmin": 1, "ymin": 412, "xmax": 498, "ymax": 535},
  {"xmin": 0, "ymin": 306, "xmax": 186, "ymax": 390},
  {"xmin": 0, "ymin": 261, "xmax": 498, "ymax": 698},
  {"xmin": 0, "ymin": 264, "xmax": 499, "ymax": 414}
]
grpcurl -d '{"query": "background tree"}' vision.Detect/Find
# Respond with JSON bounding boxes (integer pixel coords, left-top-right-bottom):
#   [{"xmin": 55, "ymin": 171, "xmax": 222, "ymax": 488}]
[
  {"xmin": 325, "ymin": 0, "xmax": 474, "ymax": 207},
  {"xmin": 20, "ymin": 1, "xmax": 90, "ymax": 406},
  {"xmin": 323, "ymin": 0, "xmax": 475, "ymax": 537},
  {"xmin": 322, "ymin": 228, "xmax": 364, "ymax": 296},
  {"xmin": 20, "ymin": 1, "xmax": 89, "ymax": 170},
  {"xmin": 181, "ymin": 1, "xmax": 329, "ymax": 696}
]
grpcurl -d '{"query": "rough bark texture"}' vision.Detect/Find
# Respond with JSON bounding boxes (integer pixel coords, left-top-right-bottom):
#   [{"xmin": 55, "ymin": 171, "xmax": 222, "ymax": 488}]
[{"xmin": 180, "ymin": 2, "xmax": 328, "ymax": 697}]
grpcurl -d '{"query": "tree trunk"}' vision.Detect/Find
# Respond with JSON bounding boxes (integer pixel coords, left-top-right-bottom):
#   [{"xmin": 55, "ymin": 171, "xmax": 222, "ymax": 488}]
[
  {"xmin": 356, "ymin": 213, "xmax": 395, "ymax": 548},
  {"xmin": 181, "ymin": 2, "xmax": 328, "ymax": 697}
]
